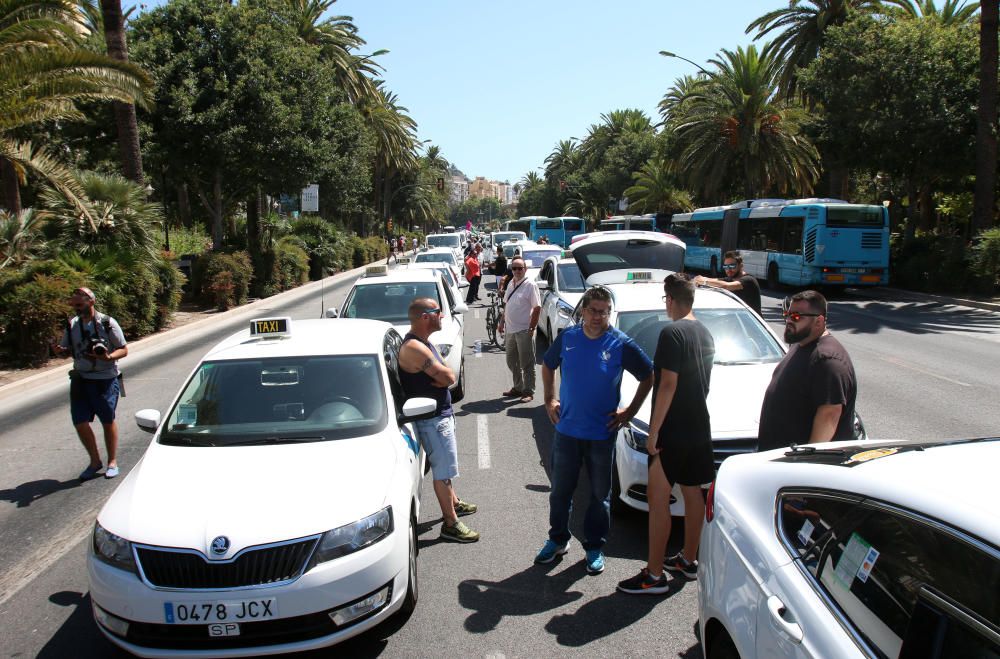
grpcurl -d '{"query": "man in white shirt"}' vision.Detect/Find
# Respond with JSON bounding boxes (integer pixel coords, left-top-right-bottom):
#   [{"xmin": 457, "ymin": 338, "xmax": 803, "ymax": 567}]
[{"xmin": 498, "ymin": 256, "xmax": 541, "ymax": 403}]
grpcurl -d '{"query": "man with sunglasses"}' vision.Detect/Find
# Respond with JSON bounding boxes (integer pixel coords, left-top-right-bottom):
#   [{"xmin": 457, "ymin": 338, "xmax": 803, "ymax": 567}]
[
  {"xmin": 693, "ymin": 251, "xmax": 761, "ymax": 315},
  {"xmin": 499, "ymin": 256, "xmax": 541, "ymax": 403},
  {"xmin": 53, "ymin": 287, "xmax": 128, "ymax": 480},
  {"xmin": 757, "ymin": 290, "xmax": 857, "ymax": 453},
  {"xmin": 399, "ymin": 298, "xmax": 480, "ymax": 543}
]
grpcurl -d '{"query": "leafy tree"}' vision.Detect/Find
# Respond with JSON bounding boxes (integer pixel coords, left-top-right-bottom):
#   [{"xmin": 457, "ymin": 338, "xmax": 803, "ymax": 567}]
[
  {"xmin": 99, "ymin": 0, "xmax": 144, "ymax": 183},
  {"xmin": 974, "ymin": 1, "xmax": 998, "ymax": 231},
  {"xmin": 883, "ymin": 0, "xmax": 980, "ymax": 24},
  {"xmin": 623, "ymin": 157, "xmax": 693, "ymax": 214}
]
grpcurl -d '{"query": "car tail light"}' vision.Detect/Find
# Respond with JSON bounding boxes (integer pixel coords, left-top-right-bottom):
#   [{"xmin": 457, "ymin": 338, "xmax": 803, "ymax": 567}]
[{"xmin": 705, "ymin": 481, "xmax": 716, "ymax": 522}]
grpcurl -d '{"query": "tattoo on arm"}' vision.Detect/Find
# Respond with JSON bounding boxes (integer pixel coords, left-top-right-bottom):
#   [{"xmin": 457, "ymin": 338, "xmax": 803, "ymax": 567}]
[{"xmin": 420, "ymin": 357, "xmax": 435, "ymax": 372}]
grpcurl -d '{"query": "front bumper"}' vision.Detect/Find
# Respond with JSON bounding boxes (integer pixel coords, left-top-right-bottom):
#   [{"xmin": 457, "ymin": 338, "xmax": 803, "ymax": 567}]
[{"xmin": 88, "ymin": 532, "xmax": 407, "ymax": 658}]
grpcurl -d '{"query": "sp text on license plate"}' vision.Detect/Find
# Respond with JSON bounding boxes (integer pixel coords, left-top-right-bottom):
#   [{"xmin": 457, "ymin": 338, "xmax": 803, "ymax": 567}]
[{"xmin": 164, "ymin": 598, "xmax": 277, "ymax": 624}]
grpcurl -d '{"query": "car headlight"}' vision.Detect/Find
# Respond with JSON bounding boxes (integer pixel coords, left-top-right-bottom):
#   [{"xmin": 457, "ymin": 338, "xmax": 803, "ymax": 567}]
[
  {"xmin": 556, "ymin": 300, "xmax": 574, "ymax": 319},
  {"xmin": 436, "ymin": 344, "xmax": 452, "ymax": 358},
  {"xmin": 309, "ymin": 507, "xmax": 394, "ymax": 567},
  {"xmin": 93, "ymin": 522, "xmax": 136, "ymax": 573},
  {"xmin": 625, "ymin": 421, "xmax": 649, "ymax": 452}
]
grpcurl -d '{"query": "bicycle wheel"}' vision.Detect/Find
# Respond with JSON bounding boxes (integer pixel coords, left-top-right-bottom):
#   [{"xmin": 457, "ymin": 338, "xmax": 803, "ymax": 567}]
[{"xmin": 485, "ymin": 307, "xmax": 497, "ymax": 345}]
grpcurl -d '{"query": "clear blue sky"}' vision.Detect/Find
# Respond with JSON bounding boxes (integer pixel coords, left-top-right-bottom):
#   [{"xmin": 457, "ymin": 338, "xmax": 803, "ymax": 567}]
[{"xmin": 339, "ymin": 0, "xmax": 780, "ymax": 184}]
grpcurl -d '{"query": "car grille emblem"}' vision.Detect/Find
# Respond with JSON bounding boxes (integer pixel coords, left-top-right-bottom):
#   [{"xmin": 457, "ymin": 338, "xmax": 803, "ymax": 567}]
[{"xmin": 211, "ymin": 536, "xmax": 230, "ymax": 556}]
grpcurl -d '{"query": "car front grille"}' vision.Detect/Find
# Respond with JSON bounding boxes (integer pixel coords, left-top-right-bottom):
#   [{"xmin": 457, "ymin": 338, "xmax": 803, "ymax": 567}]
[
  {"xmin": 135, "ymin": 537, "xmax": 319, "ymax": 590},
  {"xmin": 712, "ymin": 437, "xmax": 758, "ymax": 470}
]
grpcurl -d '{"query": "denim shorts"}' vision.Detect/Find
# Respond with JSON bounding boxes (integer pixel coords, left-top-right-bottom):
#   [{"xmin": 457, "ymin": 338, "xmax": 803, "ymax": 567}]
[
  {"xmin": 70, "ymin": 376, "xmax": 120, "ymax": 425},
  {"xmin": 413, "ymin": 414, "xmax": 459, "ymax": 480}
]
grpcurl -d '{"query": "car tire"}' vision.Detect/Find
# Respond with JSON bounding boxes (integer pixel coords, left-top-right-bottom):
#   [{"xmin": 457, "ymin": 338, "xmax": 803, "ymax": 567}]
[
  {"xmin": 452, "ymin": 359, "xmax": 466, "ymax": 403},
  {"xmin": 707, "ymin": 627, "xmax": 740, "ymax": 659},
  {"xmin": 400, "ymin": 512, "xmax": 418, "ymax": 614},
  {"xmin": 767, "ymin": 263, "xmax": 780, "ymax": 290}
]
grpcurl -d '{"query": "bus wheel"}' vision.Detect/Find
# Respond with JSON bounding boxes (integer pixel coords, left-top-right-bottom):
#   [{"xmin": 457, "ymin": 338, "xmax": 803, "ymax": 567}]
[
  {"xmin": 767, "ymin": 263, "xmax": 780, "ymax": 290},
  {"xmin": 710, "ymin": 256, "xmax": 719, "ymax": 277}
]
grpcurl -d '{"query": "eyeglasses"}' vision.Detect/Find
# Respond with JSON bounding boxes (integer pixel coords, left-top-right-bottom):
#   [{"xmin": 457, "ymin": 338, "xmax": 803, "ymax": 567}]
[
  {"xmin": 584, "ymin": 307, "xmax": 610, "ymax": 318},
  {"xmin": 722, "ymin": 264, "xmax": 738, "ymax": 270},
  {"xmin": 422, "ymin": 308, "xmax": 442, "ymax": 316},
  {"xmin": 783, "ymin": 311, "xmax": 821, "ymax": 322}
]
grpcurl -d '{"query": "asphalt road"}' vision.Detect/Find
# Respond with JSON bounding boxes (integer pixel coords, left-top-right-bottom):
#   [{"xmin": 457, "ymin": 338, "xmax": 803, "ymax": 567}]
[{"xmin": 2, "ymin": 273, "xmax": 999, "ymax": 658}]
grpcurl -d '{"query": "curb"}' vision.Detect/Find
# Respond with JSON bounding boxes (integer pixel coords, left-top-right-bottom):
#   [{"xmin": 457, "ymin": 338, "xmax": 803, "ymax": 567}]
[
  {"xmin": 0, "ymin": 263, "xmax": 371, "ymax": 403},
  {"xmin": 845, "ymin": 286, "xmax": 1000, "ymax": 314}
]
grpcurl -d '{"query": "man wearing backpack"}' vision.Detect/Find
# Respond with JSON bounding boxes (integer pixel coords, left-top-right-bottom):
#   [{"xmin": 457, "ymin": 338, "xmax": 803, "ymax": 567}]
[{"xmin": 54, "ymin": 287, "xmax": 128, "ymax": 480}]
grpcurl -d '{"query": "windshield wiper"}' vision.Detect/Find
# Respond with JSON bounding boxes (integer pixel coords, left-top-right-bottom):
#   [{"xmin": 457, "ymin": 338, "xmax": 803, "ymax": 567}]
[
  {"xmin": 226, "ymin": 436, "xmax": 326, "ymax": 446},
  {"xmin": 159, "ymin": 434, "xmax": 216, "ymax": 447}
]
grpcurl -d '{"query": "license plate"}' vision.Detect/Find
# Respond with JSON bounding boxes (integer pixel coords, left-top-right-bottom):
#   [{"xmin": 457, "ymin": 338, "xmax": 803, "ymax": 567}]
[
  {"xmin": 840, "ymin": 268, "xmax": 864, "ymax": 273},
  {"xmin": 208, "ymin": 623, "xmax": 240, "ymax": 637},
  {"xmin": 164, "ymin": 598, "xmax": 277, "ymax": 624},
  {"xmin": 824, "ymin": 274, "xmax": 845, "ymax": 282}
]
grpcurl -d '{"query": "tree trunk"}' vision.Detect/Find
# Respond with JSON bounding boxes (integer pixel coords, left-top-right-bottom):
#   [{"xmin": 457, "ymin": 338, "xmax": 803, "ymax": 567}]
[
  {"xmin": 1, "ymin": 159, "xmax": 21, "ymax": 213},
  {"xmin": 828, "ymin": 165, "xmax": 850, "ymax": 200},
  {"xmin": 100, "ymin": 0, "xmax": 144, "ymax": 184},
  {"xmin": 177, "ymin": 183, "xmax": 191, "ymax": 228},
  {"xmin": 974, "ymin": 0, "xmax": 999, "ymax": 233},
  {"xmin": 904, "ymin": 179, "xmax": 919, "ymax": 243},
  {"xmin": 917, "ymin": 184, "xmax": 935, "ymax": 232},
  {"xmin": 212, "ymin": 171, "xmax": 223, "ymax": 248}
]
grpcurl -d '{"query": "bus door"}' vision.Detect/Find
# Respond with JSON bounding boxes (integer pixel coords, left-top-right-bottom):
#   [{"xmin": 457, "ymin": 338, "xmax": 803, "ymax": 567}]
[
  {"xmin": 740, "ymin": 208, "xmax": 778, "ymax": 280},
  {"xmin": 561, "ymin": 218, "xmax": 585, "ymax": 246}
]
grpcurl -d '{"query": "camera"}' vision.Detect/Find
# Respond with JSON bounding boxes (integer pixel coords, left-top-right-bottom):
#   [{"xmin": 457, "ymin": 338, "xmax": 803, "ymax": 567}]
[{"xmin": 87, "ymin": 337, "xmax": 109, "ymax": 356}]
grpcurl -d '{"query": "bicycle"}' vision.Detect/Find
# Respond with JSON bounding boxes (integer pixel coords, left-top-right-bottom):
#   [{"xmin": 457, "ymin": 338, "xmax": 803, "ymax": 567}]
[{"xmin": 485, "ymin": 291, "xmax": 505, "ymax": 350}]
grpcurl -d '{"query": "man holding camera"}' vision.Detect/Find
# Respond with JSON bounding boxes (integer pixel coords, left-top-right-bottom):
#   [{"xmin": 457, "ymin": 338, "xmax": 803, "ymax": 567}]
[{"xmin": 54, "ymin": 287, "xmax": 128, "ymax": 480}]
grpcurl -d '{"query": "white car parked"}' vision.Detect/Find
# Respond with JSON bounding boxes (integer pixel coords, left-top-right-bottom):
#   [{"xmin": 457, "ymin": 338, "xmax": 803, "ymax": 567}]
[
  {"xmin": 484, "ymin": 230, "xmax": 527, "ymax": 261},
  {"xmin": 406, "ymin": 259, "xmax": 467, "ymax": 301},
  {"xmin": 336, "ymin": 266, "xmax": 468, "ymax": 401},
  {"xmin": 536, "ymin": 256, "xmax": 586, "ymax": 341},
  {"xmin": 699, "ymin": 437, "xmax": 1000, "ymax": 659},
  {"xmin": 424, "ymin": 233, "xmax": 464, "ymax": 264},
  {"xmin": 89, "ymin": 317, "xmax": 432, "ymax": 657}
]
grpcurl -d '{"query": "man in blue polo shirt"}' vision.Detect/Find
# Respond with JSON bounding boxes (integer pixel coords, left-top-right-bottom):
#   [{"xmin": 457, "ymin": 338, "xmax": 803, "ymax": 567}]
[{"xmin": 537, "ymin": 286, "xmax": 654, "ymax": 574}]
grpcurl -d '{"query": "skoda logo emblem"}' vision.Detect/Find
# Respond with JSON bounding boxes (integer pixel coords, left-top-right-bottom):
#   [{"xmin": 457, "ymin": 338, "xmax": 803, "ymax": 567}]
[{"xmin": 211, "ymin": 536, "xmax": 230, "ymax": 556}]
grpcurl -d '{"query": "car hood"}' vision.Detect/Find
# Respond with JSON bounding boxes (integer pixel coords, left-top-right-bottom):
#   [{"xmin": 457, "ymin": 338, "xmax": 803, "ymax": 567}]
[
  {"xmin": 570, "ymin": 232, "xmax": 686, "ymax": 279},
  {"xmin": 621, "ymin": 362, "xmax": 777, "ymax": 436},
  {"xmin": 99, "ymin": 435, "xmax": 398, "ymax": 556}
]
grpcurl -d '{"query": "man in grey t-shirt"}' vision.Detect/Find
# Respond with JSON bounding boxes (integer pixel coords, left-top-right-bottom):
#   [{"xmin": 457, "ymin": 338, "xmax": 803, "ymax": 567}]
[{"xmin": 54, "ymin": 287, "xmax": 128, "ymax": 480}]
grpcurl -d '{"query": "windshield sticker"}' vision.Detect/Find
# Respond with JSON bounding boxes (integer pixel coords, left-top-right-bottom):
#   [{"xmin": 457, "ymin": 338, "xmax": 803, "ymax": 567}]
[
  {"xmin": 797, "ymin": 519, "xmax": 815, "ymax": 546},
  {"xmin": 834, "ymin": 532, "xmax": 872, "ymax": 589},
  {"xmin": 177, "ymin": 404, "xmax": 197, "ymax": 426},
  {"xmin": 846, "ymin": 447, "xmax": 899, "ymax": 464},
  {"xmin": 856, "ymin": 546, "xmax": 880, "ymax": 583}
]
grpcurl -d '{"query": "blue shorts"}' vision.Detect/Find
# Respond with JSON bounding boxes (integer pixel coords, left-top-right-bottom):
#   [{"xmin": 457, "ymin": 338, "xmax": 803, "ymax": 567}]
[
  {"xmin": 413, "ymin": 414, "xmax": 459, "ymax": 480},
  {"xmin": 71, "ymin": 376, "xmax": 120, "ymax": 425}
]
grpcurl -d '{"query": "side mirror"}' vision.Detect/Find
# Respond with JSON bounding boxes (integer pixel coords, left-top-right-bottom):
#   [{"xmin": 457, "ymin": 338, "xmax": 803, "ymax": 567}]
[
  {"xmin": 400, "ymin": 397, "xmax": 437, "ymax": 422},
  {"xmin": 537, "ymin": 280, "xmax": 549, "ymax": 291},
  {"xmin": 325, "ymin": 307, "xmax": 340, "ymax": 318},
  {"xmin": 453, "ymin": 301, "xmax": 469, "ymax": 314},
  {"xmin": 135, "ymin": 409, "xmax": 161, "ymax": 433}
]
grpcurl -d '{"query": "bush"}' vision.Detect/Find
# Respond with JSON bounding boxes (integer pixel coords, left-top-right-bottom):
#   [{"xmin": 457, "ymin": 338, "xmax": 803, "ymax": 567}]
[
  {"xmin": 167, "ymin": 225, "xmax": 212, "ymax": 258},
  {"xmin": 152, "ymin": 256, "xmax": 186, "ymax": 330},
  {"xmin": 0, "ymin": 273, "xmax": 77, "ymax": 366},
  {"xmin": 192, "ymin": 251, "xmax": 252, "ymax": 310},
  {"xmin": 970, "ymin": 227, "xmax": 1000, "ymax": 293},
  {"xmin": 890, "ymin": 233, "xmax": 970, "ymax": 293},
  {"xmin": 289, "ymin": 216, "xmax": 340, "ymax": 279}
]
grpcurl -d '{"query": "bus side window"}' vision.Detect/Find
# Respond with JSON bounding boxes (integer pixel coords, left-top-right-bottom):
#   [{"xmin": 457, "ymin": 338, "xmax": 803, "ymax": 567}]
[{"xmin": 783, "ymin": 217, "xmax": 804, "ymax": 254}]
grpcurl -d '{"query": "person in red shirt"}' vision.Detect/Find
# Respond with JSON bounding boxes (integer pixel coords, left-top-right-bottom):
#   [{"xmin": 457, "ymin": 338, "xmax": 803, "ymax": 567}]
[{"xmin": 465, "ymin": 244, "xmax": 483, "ymax": 303}]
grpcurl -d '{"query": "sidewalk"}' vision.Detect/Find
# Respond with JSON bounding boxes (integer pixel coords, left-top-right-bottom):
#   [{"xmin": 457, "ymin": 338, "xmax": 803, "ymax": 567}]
[{"xmin": 844, "ymin": 286, "xmax": 1000, "ymax": 314}]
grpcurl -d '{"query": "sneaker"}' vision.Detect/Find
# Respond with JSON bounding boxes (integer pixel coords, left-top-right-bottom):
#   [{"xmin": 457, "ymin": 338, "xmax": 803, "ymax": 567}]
[
  {"xmin": 534, "ymin": 539, "xmax": 569, "ymax": 564},
  {"xmin": 454, "ymin": 500, "xmax": 478, "ymax": 517},
  {"xmin": 585, "ymin": 549, "xmax": 605, "ymax": 575},
  {"xmin": 502, "ymin": 388, "xmax": 523, "ymax": 398},
  {"xmin": 617, "ymin": 568, "xmax": 669, "ymax": 595},
  {"xmin": 440, "ymin": 520, "xmax": 480, "ymax": 543},
  {"xmin": 664, "ymin": 552, "xmax": 698, "ymax": 580},
  {"xmin": 79, "ymin": 463, "xmax": 103, "ymax": 481},
  {"xmin": 104, "ymin": 465, "xmax": 120, "ymax": 479}
]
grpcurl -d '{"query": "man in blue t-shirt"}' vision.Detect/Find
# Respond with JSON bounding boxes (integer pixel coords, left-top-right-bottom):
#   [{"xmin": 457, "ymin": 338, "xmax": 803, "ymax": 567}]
[{"xmin": 537, "ymin": 286, "xmax": 654, "ymax": 575}]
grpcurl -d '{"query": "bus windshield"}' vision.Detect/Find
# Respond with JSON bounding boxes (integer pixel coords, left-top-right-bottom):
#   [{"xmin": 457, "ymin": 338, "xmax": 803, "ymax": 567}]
[{"xmin": 825, "ymin": 206, "xmax": 884, "ymax": 227}]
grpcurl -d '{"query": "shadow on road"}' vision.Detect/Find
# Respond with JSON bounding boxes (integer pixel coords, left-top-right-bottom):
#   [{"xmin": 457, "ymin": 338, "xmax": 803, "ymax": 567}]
[
  {"xmin": 0, "ymin": 477, "xmax": 82, "ymax": 508},
  {"xmin": 37, "ymin": 591, "xmax": 129, "ymax": 658},
  {"xmin": 458, "ymin": 561, "xmax": 585, "ymax": 633}
]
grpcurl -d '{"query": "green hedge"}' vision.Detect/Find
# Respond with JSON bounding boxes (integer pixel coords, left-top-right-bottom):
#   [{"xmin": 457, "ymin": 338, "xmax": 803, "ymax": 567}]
[
  {"xmin": 191, "ymin": 251, "xmax": 253, "ymax": 311},
  {"xmin": 890, "ymin": 228, "xmax": 1000, "ymax": 294},
  {"xmin": 0, "ymin": 272, "xmax": 79, "ymax": 366}
]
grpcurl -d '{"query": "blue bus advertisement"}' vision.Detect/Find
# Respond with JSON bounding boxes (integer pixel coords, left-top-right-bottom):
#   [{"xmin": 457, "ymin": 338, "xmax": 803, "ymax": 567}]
[
  {"xmin": 504, "ymin": 217, "xmax": 586, "ymax": 248},
  {"xmin": 670, "ymin": 199, "xmax": 890, "ymax": 288}
]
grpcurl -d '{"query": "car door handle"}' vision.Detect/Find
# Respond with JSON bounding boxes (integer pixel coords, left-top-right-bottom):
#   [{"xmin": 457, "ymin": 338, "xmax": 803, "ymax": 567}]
[{"xmin": 766, "ymin": 595, "xmax": 803, "ymax": 644}]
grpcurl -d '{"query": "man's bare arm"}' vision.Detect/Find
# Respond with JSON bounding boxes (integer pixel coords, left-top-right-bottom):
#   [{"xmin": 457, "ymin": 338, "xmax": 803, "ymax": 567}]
[{"xmin": 808, "ymin": 404, "xmax": 843, "ymax": 443}]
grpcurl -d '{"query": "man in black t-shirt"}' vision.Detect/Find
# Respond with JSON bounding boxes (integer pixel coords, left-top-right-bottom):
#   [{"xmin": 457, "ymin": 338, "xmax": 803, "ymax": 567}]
[
  {"xmin": 695, "ymin": 251, "xmax": 762, "ymax": 315},
  {"xmin": 758, "ymin": 290, "xmax": 857, "ymax": 453},
  {"xmin": 618, "ymin": 274, "xmax": 715, "ymax": 595}
]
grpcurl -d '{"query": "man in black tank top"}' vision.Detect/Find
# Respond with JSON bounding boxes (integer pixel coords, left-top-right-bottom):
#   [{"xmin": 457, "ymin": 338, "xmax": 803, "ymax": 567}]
[{"xmin": 399, "ymin": 298, "xmax": 480, "ymax": 543}]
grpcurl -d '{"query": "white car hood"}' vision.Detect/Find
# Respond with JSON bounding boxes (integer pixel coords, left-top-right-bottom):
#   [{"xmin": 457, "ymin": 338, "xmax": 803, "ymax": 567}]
[
  {"xmin": 100, "ymin": 435, "xmax": 398, "ymax": 556},
  {"xmin": 621, "ymin": 362, "xmax": 776, "ymax": 436}
]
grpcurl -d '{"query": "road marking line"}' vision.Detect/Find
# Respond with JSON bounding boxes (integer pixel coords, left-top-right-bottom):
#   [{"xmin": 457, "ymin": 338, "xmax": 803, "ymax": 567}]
[
  {"xmin": 474, "ymin": 309, "xmax": 480, "ymax": 320},
  {"xmin": 477, "ymin": 415, "xmax": 491, "ymax": 469},
  {"xmin": 878, "ymin": 355, "xmax": 971, "ymax": 387},
  {"xmin": 474, "ymin": 340, "xmax": 482, "ymax": 358}
]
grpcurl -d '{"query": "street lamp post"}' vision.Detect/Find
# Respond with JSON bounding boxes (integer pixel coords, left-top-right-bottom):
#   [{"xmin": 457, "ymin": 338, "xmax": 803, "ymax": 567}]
[
  {"xmin": 659, "ymin": 50, "xmax": 712, "ymax": 77},
  {"xmin": 145, "ymin": 183, "xmax": 168, "ymax": 252}
]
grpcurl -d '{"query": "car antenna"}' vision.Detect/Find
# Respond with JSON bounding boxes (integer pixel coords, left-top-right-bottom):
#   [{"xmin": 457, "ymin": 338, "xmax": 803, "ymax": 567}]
[{"xmin": 320, "ymin": 275, "xmax": 325, "ymax": 318}]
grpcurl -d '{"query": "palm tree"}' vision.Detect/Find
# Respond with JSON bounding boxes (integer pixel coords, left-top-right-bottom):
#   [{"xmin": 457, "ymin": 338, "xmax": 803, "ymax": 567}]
[
  {"xmin": 97, "ymin": 0, "xmax": 143, "ymax": 183},
  {"xmin": 519, "ymin": 171, "xmax": 543, "ymax": 190},
  {"xmin": 673, "ymin": 44, "xmax": 820, "ymax": 200},
  {"xmin": 0, "ymin": 207, "xmax": 48, "ymax": 269},
  {"xmin": 658, "ymin": 74, "xmax": 709, "ymax": 129},
  {"xmin": 357, "ymin": 82, "xmax": 418, "ymax": 225},
  {"xmin": 1, "ymin": 0, "xmax": 149, "ymax": 222},
  {"xmin": 544, "ymin": 139, "xmax": 579, "ymax": 183},
  {"xmin": 883, "ymin": 0, "xmax": 980, "ymax": 23},
  {"xmin": 974, "ymin": 0, "xmax": 997, "ymax": 231},
  {"xmin": 623, "ymin": 158, "xmax": 693, "ymax": 214},
  {"xmin": 746, "ymin": 0, "xmax": 885, "ymax": 98}
]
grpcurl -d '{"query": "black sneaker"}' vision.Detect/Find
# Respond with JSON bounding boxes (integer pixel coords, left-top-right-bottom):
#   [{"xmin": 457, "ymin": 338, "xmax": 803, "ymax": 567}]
[
  {"xmin": 616, "ymin": 568, "xmax": 668, "ymax": 595},
  {"xmin": 664, "ymin": 552, "xmax": 698, "ymax": 580}
]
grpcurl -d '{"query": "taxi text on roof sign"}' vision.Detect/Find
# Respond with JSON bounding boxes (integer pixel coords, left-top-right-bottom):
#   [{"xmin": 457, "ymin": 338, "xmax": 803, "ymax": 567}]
[
  {"xmin": 365, "ymin": 264, "xmax": 389, "ymax": 277},
  {"xmin": 250, "ymin": 317, "xmax": 292, "ymax": 337},
  {"xmin": 627, "ymin": 271, "xmax": 653, "ymax": 281}
]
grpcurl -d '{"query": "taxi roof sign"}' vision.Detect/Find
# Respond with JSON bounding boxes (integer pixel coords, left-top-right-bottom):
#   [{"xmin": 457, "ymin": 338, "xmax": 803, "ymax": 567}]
[
  {"xmin": 250, "ymin": 316, "xmax": 292, "ymax": 338},
  {"xmin": 397, "ymin": 257, "xmax": 411, "ymax": 265},
  {"xmin": 365, "ymin": 264, "xmax": 389, "ymax": 277},
  {"xmin": 626, "ymin": 271, "xmax": 653, "ymax": 282}
]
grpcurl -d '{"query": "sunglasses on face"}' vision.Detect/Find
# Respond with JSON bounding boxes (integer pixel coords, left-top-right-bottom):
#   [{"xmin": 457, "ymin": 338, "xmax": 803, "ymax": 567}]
[
  {"xmin": 783, "ymin": 311, "xmax": 821, "ymax": 322},
  {"xmin": 722, "ymin": 264, "xmax": 738, "ymax": 270},
  {"xmin": 584, "ymin": 307, "xmax": 610, "ymax": 318},
  {"xmin": 422, "ymin": 308, "xmax": 442, "ymax": 316}
]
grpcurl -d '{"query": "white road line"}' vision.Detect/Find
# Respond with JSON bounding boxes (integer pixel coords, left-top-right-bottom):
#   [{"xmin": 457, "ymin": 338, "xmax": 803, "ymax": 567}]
[
  {"xmin": 477, "ymin": 415, "xmax": 491, "ymax": 469},
  {"xmin": 878, "ymin": 355, "xmax": 971, "ymax": 387},
  {"xmin": 474, "ymin": 309, "xmax": 480, "ymax": 320}
]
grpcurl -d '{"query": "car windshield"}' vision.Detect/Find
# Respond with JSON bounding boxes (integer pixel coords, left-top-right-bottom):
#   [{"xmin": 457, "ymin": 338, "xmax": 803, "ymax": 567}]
[
  {"xmin": 522, "ymin": 250, "xmax": 560, "ymax": 267},
  {"xmin": 159, "ymin": 356, "xmax": 387, "ymax": 446},
  {"xmin": 492, "ymin": 232, "xmax": 524, "ymax": 245},
  {"xmin": 428, "ymin": 235, "xmax": 460, "ymax": 248},
  {"xmin": 558, "ymin": 263, "xmax": 586, "ymax": 292},
  {"xmin": 343, "ymin": 282, "xmax": 440, "ymax": 324},
  {"xmin": 415, "ymin": 252, "xmax": 455, "ymax": 265},
  {"xmin": 617, "ymin": 308, "xmax": 783, "ymax": 365}
]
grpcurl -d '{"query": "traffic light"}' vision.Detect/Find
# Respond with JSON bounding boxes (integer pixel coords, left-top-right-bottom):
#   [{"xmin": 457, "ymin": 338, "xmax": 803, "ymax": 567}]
[{"xmin": 436, "ymin": 177, "xmax": 444, "ymax": 191}]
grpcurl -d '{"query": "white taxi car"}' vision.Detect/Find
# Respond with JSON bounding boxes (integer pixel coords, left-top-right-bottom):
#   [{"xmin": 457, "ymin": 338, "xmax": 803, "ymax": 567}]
[
  {"xmin": 536, "ymin": 256, "xmax": 586, "ymax": 341},
  {"xmin": 484, "ymin": 230, "xmax": 527, "ymax": 261},
  {"xmin": 88, "ymin": 318, "xmax": 435, "ymax": 657},
  {"xmin": 516, "ymin": 244, "xmax": 564, "ymax": 281},
  {"xmin": 568, "ymin": 232, "xmax": 866, "ymax": 516},
  {"xmin": 425, "ymin": 233, "xmax": 464, "ymax": 264},
  {"xmin": 413, "ymin": 247, "xmax": 463, "ymax": 278},
  {"xmin": 406, "ymin": 259, "xmax": 466, "ymax": 301},
  {"xmin": 336, "ymin": 265, "xmax": 468, "ymax": 402},
  {"xmin": 699, "ymin": 438, "xmax": 1000, "ymax": 658}
]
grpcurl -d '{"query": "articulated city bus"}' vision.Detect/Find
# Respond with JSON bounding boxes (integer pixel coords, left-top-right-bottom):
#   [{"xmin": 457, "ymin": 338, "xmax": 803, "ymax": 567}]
[
  {"xmin": 599, "ymin": 214, "xmax": 670, "ymax": 233},
  {"xmin": 504, "ymin": 216, "xmax": 586, "ymax": 247},
  {"xmin": 670, "ymin": 199, "xmax": 890, "ymax": 287}
]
